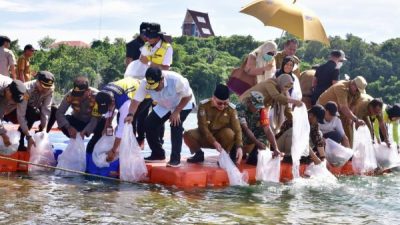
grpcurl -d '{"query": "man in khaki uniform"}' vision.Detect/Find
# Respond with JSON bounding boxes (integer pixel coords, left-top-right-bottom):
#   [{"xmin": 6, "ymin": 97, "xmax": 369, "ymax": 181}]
[
  {"xmin": 352, "ymin": 95, "xmax": 389, "ymax": 146},
  {"xmin": 184, "ymin": 84, "xmax": 243, "ymax": 164},
  {"xmin": 317, "ymin": 76, "xmax": 368, "ymax": 145},
  {"xmin": 275, "ymin": 39, "xmax": 301, "ymax": 78},
  {"xmin": 299, "ymin": 65, "xmax": 319, "ymax": 109},
  {"xmin": 16, "ymin": 44, "xmax": 35, "ymax": 82}
]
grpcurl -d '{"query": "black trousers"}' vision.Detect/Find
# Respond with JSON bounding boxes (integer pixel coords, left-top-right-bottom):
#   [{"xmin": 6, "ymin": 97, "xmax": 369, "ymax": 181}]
[
  {"xmin": 145, "ymin": 109, "xmax": 191, "ymax": 162},
  {"xmin": 133, "ymin": 99, "xmax": 152, "ymax": 143},
  {"xmin": 60, "ymin": 115, "xmax": 106, "ymax": 153},
  {"xmin": 3, "ymin": 106, "xmax": 57, "ymax": 150}
]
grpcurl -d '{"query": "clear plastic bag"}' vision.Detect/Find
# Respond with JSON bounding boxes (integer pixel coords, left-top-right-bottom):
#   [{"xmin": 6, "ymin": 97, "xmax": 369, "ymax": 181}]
[
  {"xmin": 119, "ymin": 124, "xmax": 147, "ymax": 182},
  {"xmin": 305, "ymin": 160, "xmax": 337, "ymax": 182},
  {"xmin": 55, "ymin": 135, "xmax": 86, "ymax": 176},
  {"xmin": 256, "ymin": 150, "xmax": 281, "ymax": 183},
  {"xmin": 325, "ymin": 138, "xmax": 353, "ymax": 167},
  {"xmin": 374, "ymin": 143, "xmax": 400, "ymax": 170},
  {"xmin": 29, "ymin": 132, "xmax": 56, "ymax": 172},
  {"xmin": 92, "ymin": 135, "xmax": 116, "ymax": 168},
  {"xmin": 0, "ymin": 130, "xmax": 20, "ymax": 155},
  {"xmin": 352, "ymin": 126, "xmax": 377, "ymax": 174},
  {"xmin": 218, "ymin": 150, "xmax": 248, "ymax": 186},
  {"xmin": 291, "ymin": 104, "xmax": 310, "ymax": 178},
  {"xmin": 124, "ymin": 60, "xmax": 149, "ymax": 79}
]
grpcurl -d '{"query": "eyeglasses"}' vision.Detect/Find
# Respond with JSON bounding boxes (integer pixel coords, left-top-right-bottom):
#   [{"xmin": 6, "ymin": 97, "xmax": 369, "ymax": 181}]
[{"xmin": 216, "ymin": 101, "xmax": 229, "ymax": 107}]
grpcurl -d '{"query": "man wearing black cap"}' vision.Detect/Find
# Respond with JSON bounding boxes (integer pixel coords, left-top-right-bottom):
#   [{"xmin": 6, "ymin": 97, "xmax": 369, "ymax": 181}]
[
  {"xmin": 2, "ymin": 71, "xmax": 56, "ymax": 150},
  {"xmin": 16, "ymin": 44, "xmax": 36, "ymax": 82},
  {"xmin": 275, "ymin": 105, "xmax": 326, "ymax": 165},
  {"xmin": 125, "ymin": 22, "xmax": 150, "ymax": 66},
  {"xmin": 125, "ymin": 67, "xmax": 194, "ymax": 167},
  {"xmin": 184, "ymin": 84, "xmax": 243, "ymax": 164},
  {"xmin": 0, "ymin": 76, "xmax": 28, "ymax": 147},
  {"xmin": 139, "ymin": 23, "xmax": 173, "ymax": 70},
  {"xmin": 56, "ymin": 76, "xmax": 103, "ymax": 148},
  {"xmin": 0, "ymin": 36, "xmax": 16, "ymax": 79},
  {"xmin": 311, "ymin": 50, "xmax": 347, "ymax": 105},
  {"xmin": 88, "ymin": 76, "xmax": 149, "ymax": 157}
]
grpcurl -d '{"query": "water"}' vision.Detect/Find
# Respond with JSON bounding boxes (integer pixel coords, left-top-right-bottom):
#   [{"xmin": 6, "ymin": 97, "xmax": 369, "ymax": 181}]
[{"xmin": 1, "ymin": 114, "xmax": 400, "ymax": 224}]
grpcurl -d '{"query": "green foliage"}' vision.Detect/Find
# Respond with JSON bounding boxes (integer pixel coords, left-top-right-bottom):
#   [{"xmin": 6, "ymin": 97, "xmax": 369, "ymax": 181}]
[{"xmin": 25, "ymin": 34, "xmax": 400, "ymax": 104}]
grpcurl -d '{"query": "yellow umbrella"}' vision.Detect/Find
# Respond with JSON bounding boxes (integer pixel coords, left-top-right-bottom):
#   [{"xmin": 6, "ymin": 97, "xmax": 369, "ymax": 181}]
[{"xmin": 240, "ymin": 0, "xmax": 330, "ymax": 45}]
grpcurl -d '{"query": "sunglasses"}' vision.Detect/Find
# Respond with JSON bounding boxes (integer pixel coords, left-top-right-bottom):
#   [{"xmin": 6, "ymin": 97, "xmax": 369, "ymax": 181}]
[{"xmin": 266, "ymin": 52, "xmax": 275, "ymax": 56}]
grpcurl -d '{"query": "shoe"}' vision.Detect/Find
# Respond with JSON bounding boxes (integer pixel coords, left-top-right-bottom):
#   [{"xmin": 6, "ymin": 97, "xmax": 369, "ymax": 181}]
[
  {"xmin": 166, "ymin": 160, "xmax": 181, "ymax": 167},
  {"xmin": 246, "ymin": 149, "xmax": 258, "ymax": 166},
  {"xmin": 187, "ymin": 151, "xmax": 204, "ymax": 163},
  {"xmin": 17, "ymin": 145, "xmax": 27, "ymax": 152},
  {"xmin": 145, "ymin": 155, "xmax": 166, "ymax": 162},
  {"xmin": 138, "ymin": 140, "xmax": 145, "ymax": 150}
]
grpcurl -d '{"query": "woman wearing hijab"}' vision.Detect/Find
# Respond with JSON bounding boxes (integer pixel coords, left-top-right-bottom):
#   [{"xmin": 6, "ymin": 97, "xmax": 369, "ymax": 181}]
[
  {"xmin": 244, "ymin": 41, "xmax": 278, "ymax": 83},
  {"xmin": 275, "ymin": 56, "xmax": 302, "ymax": 101},
  {"xmin": 240, "ymin": 74, "xmax": 303, "ymax": 131}
]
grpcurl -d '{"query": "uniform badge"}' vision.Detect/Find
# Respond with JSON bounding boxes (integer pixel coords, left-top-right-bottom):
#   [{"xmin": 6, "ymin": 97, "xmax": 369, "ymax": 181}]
[
  {"xmin": 224, "ymin": 113, "xmax": 228, "ymax": 116},
  {"xmin": 199, "ymin": 109, "xmax": 205, "ymax": 116}
]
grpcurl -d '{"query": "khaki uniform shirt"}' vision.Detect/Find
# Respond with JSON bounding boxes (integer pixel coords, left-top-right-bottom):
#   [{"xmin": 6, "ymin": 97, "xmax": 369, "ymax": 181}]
[
  {"xmin": 299, "ymin": 69, "xmax": 316, "ymax": 97},
  {"xmin": 0, "ymin": 76, "xmax": 14, "ymax": 134},
  {"xmin": 240, "ymin": 79, "xmax": 289, "ymax": 108},
  {"xmin": 317, "ymin": 80, "xmax": 359, "ymax": 108},
  {"xmin": 275, "ymin": 51, "xmax": 301, "ymax": 78},
  {"xmin": 14, "ymin": 81, "xmax": 53, "ymax": 134},
  {"xmin": 197, "ymin": 99, "xmax": 243, "ymax": 147},
  {"xmin": 17, "ymin": 55, "xmax": 31, "ymax": 81},
  {"xmin": 56, "ymin": 87, "xmax": 100, "ymax": 134},
  {"xmin": 0, "ymin": 47, "xmax": 16, "ymax": 77}
]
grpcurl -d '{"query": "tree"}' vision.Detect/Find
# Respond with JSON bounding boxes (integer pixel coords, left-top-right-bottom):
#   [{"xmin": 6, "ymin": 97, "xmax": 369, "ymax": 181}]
[{"xmin": 38, "ymin": 36, "xmax": 56, "ymax": 50}]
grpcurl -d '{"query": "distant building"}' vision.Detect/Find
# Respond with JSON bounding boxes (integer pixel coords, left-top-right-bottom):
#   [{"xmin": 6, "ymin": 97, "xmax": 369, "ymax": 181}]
[
  {"xmin": 50, "ymin": 41, "xmax": 90, "ymax": 49},
  {"xmin": 182, "ymin": 9, "xmax": 215, "ymax": 38}
]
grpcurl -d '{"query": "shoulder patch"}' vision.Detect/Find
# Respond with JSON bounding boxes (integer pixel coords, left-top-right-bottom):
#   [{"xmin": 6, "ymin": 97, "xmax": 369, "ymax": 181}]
[
  {"xmin": 200, "ymin": 99, "xmax": 211, "ymax": 105},
  {"xmin": 228, "ymin": 102, "xmax": 236, "ymax": 109}
]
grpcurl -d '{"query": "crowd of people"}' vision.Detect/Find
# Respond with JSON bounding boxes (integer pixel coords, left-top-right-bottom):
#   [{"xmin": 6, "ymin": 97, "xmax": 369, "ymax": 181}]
[{"xmin": 1, "ymin": 22, "xmax": 400, "ymax": 170}]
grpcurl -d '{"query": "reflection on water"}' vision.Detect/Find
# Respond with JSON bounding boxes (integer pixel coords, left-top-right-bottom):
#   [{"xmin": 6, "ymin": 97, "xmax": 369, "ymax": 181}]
[{"xmin": 1, "ymin": 114, "xmax": 400, "ymax": 224}]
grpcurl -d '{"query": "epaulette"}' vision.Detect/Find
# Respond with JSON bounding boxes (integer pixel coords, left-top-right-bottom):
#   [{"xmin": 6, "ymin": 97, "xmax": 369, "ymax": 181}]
[
  {"xmin": 200, "ymin": 99, "xmax": 211, "ymax": 105},
  {"xmin": 228, "ymin": 102, "xmax": 236, "ymax": 109}
]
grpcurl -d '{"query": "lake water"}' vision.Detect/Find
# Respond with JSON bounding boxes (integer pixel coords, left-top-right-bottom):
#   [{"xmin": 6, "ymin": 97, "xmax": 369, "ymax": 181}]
[{"xmin": 1, "ymin": 113, "xmax": 400, "ymax": 224}]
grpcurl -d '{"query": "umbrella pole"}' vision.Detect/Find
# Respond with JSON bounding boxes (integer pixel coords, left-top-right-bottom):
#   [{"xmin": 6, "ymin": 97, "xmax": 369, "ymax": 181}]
[{"xmin": 277, "ymin": 30, "xmax": 286, "ymax": 48}]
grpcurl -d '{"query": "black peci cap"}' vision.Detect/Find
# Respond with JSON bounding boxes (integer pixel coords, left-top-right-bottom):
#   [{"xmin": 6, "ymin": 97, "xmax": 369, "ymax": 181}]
[
  {"xmin": 214, "ymin": 84, "xmax": 230, "ymax": 101},
  {"xmin": 9, "ymin": 80, "xmax": 27, "ymax": 103}
]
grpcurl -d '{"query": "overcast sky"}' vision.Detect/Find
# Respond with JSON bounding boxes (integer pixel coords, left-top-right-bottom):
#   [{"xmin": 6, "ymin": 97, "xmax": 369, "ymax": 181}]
[{"xmin": 1, "ymin": 0, "xmax": 399, "ymax": 48}]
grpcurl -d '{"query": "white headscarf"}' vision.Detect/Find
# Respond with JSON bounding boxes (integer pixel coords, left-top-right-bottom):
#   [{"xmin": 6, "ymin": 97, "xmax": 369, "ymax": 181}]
[{"xmin": 250, "ymin": 41, "xmax": 278, "ymax": 82}]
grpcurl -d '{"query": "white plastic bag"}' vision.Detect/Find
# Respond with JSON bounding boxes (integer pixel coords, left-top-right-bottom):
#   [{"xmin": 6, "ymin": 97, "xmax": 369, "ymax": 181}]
[
  {"xmin": 305, "ymin": 160, "xmax": 337, "ymax": 182},
  {"xmin": 55, "ymin": 136, "xmax": 86, "ymax": 176},
  {"xmin": 256, "ymin": 150, "xmax": 281, "ymax": 183},
  {"xmin": 352, "ymin": 126, "xmax": 377, "ymax": 174},
  {"xmin": 291, "ymin": 75, "xmax": 303, "ymax": 101},
  {"xmin": 29, "ymin": 132, "xmax": 56, "ymax": 172},
  {"xmin": 325, "ymin": 138, "xmax": 353, "ymax": 167},
  {"xmin": 218, "ymin": 150, "xmax": 248, "ymax": 186},
  {"xmin": 291, "ymin": 104, "xmax": 310, "ymax": 178},
  {"xmin": 0, "ymin": 130, "xmax": 20, "ymax": 155},
  {"xmin": 119, "ymin": 124, "xmax": 147, "ymax": 182},
  {"xmin": 124, "ymin": 60, "xmax": 149, "ymax": 79},
  {"xmin": 374, "ymin": 143, "xmax": 400, "ymax": 170},
  {"xmin": 92, "ymin": 135, "xmax": 116, "ymax": 168}
]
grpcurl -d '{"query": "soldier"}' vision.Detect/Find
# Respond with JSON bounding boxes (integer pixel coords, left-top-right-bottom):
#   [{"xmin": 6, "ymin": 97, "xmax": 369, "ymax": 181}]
[
  {"xmin": 236, "ymin": 91, "xmax": 282, "ymax": 165},
  {"xmin": 0, "ymin": 76, "xmax": 27, "ymax": 147},
  {"xmin": 184, "ymin": 84, "xmax": 243, "ymax": 164},
  {"xmin": 56, "ymin": 76, "xmax": 103, "ymax": 152},
  {"xmin": 2, "ymin": 71, "xmax": 56, "ymax": 151}
]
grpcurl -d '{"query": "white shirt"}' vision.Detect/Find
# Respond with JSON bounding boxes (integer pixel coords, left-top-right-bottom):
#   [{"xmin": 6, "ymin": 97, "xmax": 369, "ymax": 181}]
[
  {"xmin": 0, "ymin": 47, "xmax": 16, "ymax": 76},
  {"xmin": 149, "ymin": 40, "xmax": 173, "ymax": 66},
  {"xmin": 134, "ymin": 71, "xmax": 194, "ymax": 117},
  {"xmin": 319, "ymin": 116, "xmax": 345, "ymax": 137}
]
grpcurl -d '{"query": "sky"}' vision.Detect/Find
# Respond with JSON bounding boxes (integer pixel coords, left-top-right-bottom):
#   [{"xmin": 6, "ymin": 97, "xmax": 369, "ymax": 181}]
[{"xmin": 0, "ymin": 0, "xmax": 399, "ymax": 48}]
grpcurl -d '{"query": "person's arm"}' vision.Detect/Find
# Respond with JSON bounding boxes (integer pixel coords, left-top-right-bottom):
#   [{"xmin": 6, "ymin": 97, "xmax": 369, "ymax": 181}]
[
  {"xmin": 363, "ymin": 116, "xmax": 374, "ymax": 140},
  {"xmin": 169, "ymin": 95, "xmax": 192, "ymax": 126},
  {"xmin": 241, "ymin": 123, "xmax": 264, "ymax": 149},
  {"xmin": 197, "ymin": 104, "xmax": 217, "ymax": 145},
  {"xmin": 377, "ymin": 115, "xmax": 390, "ymax": 146},
  {"xmin": 56, "ymin": 95, "xmax": 72, "ymax": 129},
  {"xmin": 244, "ymin": 54, "xmax": 271, "ymax": 76},
  {"xmin": 39, "ymin": 92, "xmax": 53, "ymax": 131},
  {"xmin": 312, "ymin": 76, "xmax": 317, "ymax": 88},
  {"xmin": 125, "ymin": 81, "xmax": 146, "ymax": 123},
  {"xmin": 125, "ymin": 57, "xmax": 133, "ymax": 66},
  {"xmin": 16, "ymin": 101, "xmax": 30, "ymax": 136},
  {"xmin": 340, "ymin": 105, "xmax": 365, "ymax": 127},
  {"xmin": 309, "ymin": 148, "xmax": 322, "ymax": 165},
  {"xmin": 16, "ymin": 58, "xmax": 25, "ymax": 82},
  {"xmin": 10, "ymin": 64, "xmax": 16, "ymax": 80},
  {"xmin": 393, "ymin": 122, "xmax": 399, "ymax": 147}
]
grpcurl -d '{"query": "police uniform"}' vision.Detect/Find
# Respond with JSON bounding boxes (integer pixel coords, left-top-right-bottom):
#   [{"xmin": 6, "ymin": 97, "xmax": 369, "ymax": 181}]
[
  {"xmin": 184, "ymin": 99, "xmax": 243, "ymax": 153},
  {"xmin": 275, "ymin": 51, "xmax": 301, "ymax": 78},
  {"xmin": 0, "ymin": 76, "xmax": 16, "ymax": 135}
]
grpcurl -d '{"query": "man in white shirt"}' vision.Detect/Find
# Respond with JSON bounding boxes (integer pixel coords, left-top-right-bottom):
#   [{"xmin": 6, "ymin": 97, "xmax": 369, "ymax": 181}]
[
  {"xmin": 0, "ymin": 36, "xmax": 16, "ymax": 79},
  {"xmin": 319, "ymin": 101, "xmax": 350, "ymax": 147},
  {"xmin": 126, "ymin": 67, "xmax": 194, "ymax": 167}
]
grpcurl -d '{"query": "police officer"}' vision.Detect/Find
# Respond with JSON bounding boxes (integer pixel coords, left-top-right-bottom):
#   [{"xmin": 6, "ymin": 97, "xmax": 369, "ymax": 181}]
[
  {"xmin": 184, "ymin": 84, "xmax": 243, "ymax": 164},
  {"xmin": 56, "ymin": 76, "xmax": 103, "ymax": 152},
  {"xmin": 0, "ymin": 76, "xmax": 27, "ymax": 147},
  {"xmin": 236, "ymin": 91, "xmax": 282, "ymax": 165},
  {"xmin": 2, "ymin": 71, "xmax": 56, "ymax": 151}
]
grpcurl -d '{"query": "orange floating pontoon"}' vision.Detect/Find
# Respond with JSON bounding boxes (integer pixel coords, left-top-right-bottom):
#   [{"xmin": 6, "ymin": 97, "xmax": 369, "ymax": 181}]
[{"xmin": 0, "ymin": 152, "xmax": 371, "ymax": 188}]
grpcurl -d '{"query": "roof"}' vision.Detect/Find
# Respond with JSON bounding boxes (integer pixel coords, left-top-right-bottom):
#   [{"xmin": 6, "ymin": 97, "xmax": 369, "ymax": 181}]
[
  {"xmin": 183, "ymin": 9, "xmax": 215, "ymax": 37},
  {"xmin": 49, "ymin": 41, "xmax": 90, "ymax": 48}
]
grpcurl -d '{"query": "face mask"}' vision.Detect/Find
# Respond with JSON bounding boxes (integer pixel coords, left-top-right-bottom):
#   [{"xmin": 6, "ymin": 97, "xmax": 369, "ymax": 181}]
[
  {"xmin": 263, "ymin": 53, "xmax": 273, "ymax": 62},
  {"xmin": 336, "ymin": 62, "xmax": 343, "ymax": 69}
]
